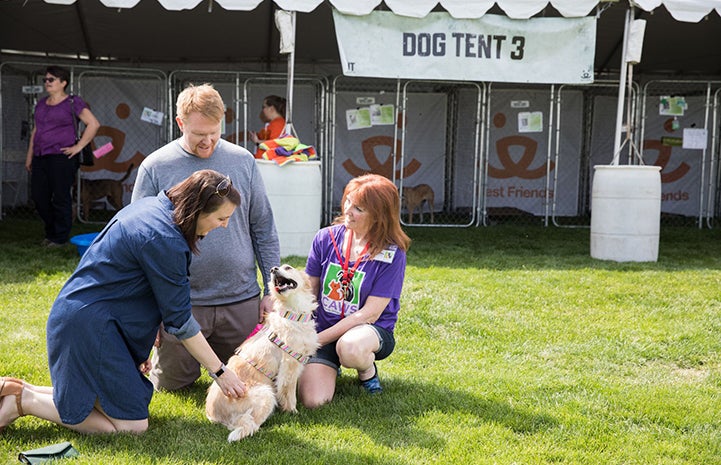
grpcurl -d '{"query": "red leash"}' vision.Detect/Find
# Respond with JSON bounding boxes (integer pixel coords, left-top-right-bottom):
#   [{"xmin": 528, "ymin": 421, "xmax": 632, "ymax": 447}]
[{"xmin": 329, "ymin": 228, "xmax": 369, "ymax": 318}]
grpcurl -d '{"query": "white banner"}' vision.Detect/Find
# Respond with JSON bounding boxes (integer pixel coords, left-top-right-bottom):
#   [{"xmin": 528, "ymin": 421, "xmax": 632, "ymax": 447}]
[
  {"xmin": 485, "ymin": 89, "xmax": 582, "ymax": 216},
  {"xmin": 333, "ymin": 10, "xmax": 596, "ymax": 84},
  {"xmin": 641, "ymin": 95, "xmax": 707, "ymax": 216}
]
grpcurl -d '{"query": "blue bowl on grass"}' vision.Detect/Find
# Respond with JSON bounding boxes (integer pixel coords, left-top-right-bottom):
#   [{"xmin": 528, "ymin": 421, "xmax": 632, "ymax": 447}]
[{"xmin": 70, "ymin": 232, "xmax": 100, "ymax": 257}]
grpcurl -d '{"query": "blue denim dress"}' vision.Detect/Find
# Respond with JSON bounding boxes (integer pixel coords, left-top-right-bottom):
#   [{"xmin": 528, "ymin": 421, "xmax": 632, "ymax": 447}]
[{"xmin": 46, "ymin": 191, "xmax": 201, "ymax": 424}]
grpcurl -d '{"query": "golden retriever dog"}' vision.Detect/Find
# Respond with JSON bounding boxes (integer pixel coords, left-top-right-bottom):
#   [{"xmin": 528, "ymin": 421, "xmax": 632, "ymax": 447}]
[
  {"xmin": 402, "ymin": 183, "xmax": 435, "ymax": 224},
  {"xmin": 205, "ymin": 264, "xmax": 319, "ymax": 442}
]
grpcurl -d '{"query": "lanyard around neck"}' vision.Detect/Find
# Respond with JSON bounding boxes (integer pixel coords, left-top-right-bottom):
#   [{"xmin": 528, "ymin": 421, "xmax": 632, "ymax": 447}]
[{"xmin": 329, "ymin": 228, "xmax": 369, "ymax": 318}]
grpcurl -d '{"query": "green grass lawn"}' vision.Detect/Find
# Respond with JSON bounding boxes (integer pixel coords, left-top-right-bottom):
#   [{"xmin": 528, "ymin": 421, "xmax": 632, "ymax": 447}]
[{"xmin": 1, "ymin": 218, "xmax": 721, "ymax": 464}]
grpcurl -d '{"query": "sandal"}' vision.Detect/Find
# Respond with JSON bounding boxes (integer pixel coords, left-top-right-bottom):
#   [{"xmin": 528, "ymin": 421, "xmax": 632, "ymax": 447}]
[{"xmin": 0, "ymin": 377, "xmax": 25, "ymax": 432}]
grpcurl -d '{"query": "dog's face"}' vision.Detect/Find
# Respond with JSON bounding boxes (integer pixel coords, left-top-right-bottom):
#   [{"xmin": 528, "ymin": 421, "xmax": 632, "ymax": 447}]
[{"xmin": 269, "ymin": 264, "xmax": 310, "ymax": 300}]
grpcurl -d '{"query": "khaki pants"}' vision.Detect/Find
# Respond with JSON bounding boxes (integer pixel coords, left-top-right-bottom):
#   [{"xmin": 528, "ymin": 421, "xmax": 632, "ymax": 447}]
[{"xmin": 149, "ymin": 296, "xmax": 260, "ymax": 391}]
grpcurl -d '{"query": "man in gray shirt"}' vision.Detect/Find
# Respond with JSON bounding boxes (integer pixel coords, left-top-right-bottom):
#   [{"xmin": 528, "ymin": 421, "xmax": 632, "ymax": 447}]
[{"xmin": 131, "ymin": 83, "xmax": 280, "ymax": 391}]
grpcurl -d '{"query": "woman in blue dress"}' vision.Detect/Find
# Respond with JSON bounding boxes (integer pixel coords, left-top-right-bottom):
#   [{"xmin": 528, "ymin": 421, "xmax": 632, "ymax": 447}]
[{"xmin": 0, "ymin": 169, "xmax": 246, "ymax": 434}]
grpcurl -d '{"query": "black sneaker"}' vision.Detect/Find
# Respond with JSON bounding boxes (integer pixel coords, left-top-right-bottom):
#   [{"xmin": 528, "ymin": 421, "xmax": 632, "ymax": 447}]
[{"xmin": 359, "ymin": 363, "xmax": 382, "ymax": 394}]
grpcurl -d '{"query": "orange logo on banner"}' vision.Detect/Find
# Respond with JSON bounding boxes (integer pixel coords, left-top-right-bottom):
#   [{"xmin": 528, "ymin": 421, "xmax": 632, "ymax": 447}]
[
  {"xmin": 80, "ymin": 103, "xmax": 146, "ymax": 175},
  {"xmin": 344, "ymin": 110, "xmax": 421, "ymax": 179},
  {"xmin": 487, "ymin": 112, "xmax": 554, "ymax": 179},
  {"xmin": 642, "ymin": 118, "xmax": 690, "ymax": 184},
  {"xmin": 343, "ymin": 135, "xmax": 421, "ymax": 179}
]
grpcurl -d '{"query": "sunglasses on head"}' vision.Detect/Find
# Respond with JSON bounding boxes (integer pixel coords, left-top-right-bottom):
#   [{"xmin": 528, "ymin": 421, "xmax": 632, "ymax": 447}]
[
  {"xmin": 214, "ymin": 177, "xmax": 232, "ymax": 197},
  {"xmin": 42, "ymin": 77, "xmax": 57, "ymax": 83}
]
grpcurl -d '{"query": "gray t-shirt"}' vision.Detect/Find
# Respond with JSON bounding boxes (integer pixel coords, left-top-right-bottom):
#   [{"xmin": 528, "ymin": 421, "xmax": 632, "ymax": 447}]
[{"xmin": 131, "ymin": 138, "xmax": 280, "ymax": 306}]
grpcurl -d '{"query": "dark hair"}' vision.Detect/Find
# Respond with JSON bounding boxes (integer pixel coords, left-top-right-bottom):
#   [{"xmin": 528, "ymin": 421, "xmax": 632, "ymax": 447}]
[
  {"xmin": 333, "ymin": 174, "xmax": 411, "ymax": 256},
  {"xmin": 264, "ymin": 95, "xmax": 286, "ymax": 117},
  {"xmin": 45, "ymin": 65, "xmax": 70, "ymax": 89},
  {"xmin": 166, "ymin": 169, "xmax": 241, "ymax": 254}
]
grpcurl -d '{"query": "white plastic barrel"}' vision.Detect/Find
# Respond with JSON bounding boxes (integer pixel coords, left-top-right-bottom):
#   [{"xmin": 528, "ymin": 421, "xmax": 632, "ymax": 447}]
[
  {"xmin": 256, "ymin": 160, "xmax": 322, "ymax": 258},
  {"xmin": 590, "ymin": 165, "xmax": 661, "ymax": 262}
]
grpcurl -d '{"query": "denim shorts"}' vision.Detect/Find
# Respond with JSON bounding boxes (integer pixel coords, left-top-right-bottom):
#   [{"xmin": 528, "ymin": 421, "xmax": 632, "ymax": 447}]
[{"xmin": 309, "ymin": 324, "xmax": 395, "ymax": 370}]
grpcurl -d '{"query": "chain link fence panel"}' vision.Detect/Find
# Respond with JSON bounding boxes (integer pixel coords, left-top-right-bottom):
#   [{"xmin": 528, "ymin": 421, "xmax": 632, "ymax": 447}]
[
  {"xmin": 330, "ymin": 76, "xmax": 483, "ymax": 228},
  {"xmin": 640, "ymin": 79, "xmax": 721, "ymax": 228},
  {"xmin": 552, "ymin": 80, "xmax": 641, "ymax": 228},
  {"xmin": 3, "ymin": 63, "xmax": 720, "ymax": 230}
]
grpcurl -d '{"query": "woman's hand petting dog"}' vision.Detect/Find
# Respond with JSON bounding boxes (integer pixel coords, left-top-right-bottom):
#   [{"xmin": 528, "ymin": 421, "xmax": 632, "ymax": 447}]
[{"xmin": 214, "ymin": 370, "xmax": 247, "ymax": 398}]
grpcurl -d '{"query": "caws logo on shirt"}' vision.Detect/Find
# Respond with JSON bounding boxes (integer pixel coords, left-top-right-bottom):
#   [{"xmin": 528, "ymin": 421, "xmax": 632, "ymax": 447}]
[{"xmin": 321, "ymin": 262, "xmax": 366, "ymax": 316}]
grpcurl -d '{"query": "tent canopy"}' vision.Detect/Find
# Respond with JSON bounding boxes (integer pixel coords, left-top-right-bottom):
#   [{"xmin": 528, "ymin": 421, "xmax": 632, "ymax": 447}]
[{"xmin": 1, "ymin": 0, "xmax": 720, "ymax": 77}]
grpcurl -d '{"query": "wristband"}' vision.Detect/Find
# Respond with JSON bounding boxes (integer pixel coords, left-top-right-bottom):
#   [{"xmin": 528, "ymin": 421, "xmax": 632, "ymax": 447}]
[{"xmin": 209, "ymin": 363, "xmax": 226, "ymax": 380}]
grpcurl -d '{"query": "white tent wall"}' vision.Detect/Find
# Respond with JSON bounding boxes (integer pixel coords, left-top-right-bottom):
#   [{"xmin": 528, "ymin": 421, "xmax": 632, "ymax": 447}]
[
  {"xmin": 331, "ymin": 86, "xmax": 449, "ymax": 221},
  {"xmin": 2, "ymin": 0, "xmax": 721, "ymax": 227},
  {"xmin": 447, "ymin": 84, "xmax": 484, "ymax": 226},
  {"xmin": 1, "ymin": 71, "xmax": 33, "ymax": 209}
]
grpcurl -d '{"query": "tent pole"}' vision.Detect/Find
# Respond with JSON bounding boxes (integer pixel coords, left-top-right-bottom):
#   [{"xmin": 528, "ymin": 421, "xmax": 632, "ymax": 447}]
[
  {"xmin": 285, "ymin": 11, "xmax": 296, "ymax": 137},
  {"xmin": 612, "ymin": 6, "xmax": 633, "ymax": 166}
]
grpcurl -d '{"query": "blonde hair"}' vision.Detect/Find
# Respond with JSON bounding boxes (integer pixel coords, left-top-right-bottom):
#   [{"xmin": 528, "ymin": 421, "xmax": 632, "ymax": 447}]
[
  {"xmin": 334, "ymin": 174, "xmax": 411, "ymax": 257},
  {"xmin": 176, "ymin": 83, "xmax": 225, "ymax": 123}
]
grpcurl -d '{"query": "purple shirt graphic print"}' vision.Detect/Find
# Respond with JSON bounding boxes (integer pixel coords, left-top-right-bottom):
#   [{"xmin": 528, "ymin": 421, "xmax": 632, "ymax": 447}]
[{"xmin": 321, "ymin": 262, "xmax": 366, "ymax": 316}]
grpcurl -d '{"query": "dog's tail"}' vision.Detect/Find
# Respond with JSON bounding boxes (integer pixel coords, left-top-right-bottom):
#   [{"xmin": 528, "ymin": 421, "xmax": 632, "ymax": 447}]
[{"xmin": 119, "ymin": 163, "xmax": 135, "ymax": 183}]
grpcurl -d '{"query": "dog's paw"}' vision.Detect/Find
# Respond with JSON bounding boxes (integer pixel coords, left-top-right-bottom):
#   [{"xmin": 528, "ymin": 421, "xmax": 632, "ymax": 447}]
[
  {"xmin": 279, "ymin": 404, "xmax": 298, "ymax": 414},
  {"xmin": 278, "ymin": 399, "xmax": 298, "ymax": 413}
]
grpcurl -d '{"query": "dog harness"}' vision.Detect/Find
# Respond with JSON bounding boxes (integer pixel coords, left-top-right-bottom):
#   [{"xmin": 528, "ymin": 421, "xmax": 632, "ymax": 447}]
[
  {"xmin": 239, "ymin": 351, "xmax": 277, "ymax": 382},
  {"xmin": 241, "ymin": 310, "xmax": 314, "ymax": 381}
]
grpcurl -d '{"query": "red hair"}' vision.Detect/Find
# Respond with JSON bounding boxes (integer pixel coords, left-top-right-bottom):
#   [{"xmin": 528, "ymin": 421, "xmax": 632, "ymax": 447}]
[{"xmin": 334, "ymin": 174, "xmax": 411, "ymax": 257}]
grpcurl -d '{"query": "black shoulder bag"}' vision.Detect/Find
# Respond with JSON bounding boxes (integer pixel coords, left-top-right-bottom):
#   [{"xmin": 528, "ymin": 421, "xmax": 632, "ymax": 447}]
[{"xmin": 69, "ymin": 95, "xmax": 95, "ymax": 167}]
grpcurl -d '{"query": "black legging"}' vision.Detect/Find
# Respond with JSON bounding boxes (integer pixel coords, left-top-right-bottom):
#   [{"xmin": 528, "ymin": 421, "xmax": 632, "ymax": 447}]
[{"xmin": 31, "ymin": 154, "xmax": 77, "ymax": 244}]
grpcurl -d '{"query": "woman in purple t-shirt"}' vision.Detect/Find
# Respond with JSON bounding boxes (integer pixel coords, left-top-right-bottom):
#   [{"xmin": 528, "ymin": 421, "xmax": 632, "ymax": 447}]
[
  {"xmin": 24, "ymin": 65, "xmax": 100, "ymax": 247},
  {"xmin": 299, "ymin": 174, "xmax": 411, "ymax": 408}
]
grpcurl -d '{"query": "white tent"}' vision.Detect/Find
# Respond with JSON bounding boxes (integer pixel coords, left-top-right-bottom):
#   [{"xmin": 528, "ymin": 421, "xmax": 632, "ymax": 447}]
[
  {"xmin": 27, "ymin": 0, "xmax": 721, "ymax": 21},
  {"xmin": 4, "ymin": 0, "xmax": 720, "ymax": 148},
  {"xmin": 1, "ymin": 0, "xmax": 720, "ymax": 76}
]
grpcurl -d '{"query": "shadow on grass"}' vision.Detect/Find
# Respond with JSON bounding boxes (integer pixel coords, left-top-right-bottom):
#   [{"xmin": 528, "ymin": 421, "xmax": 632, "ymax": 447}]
[
  {"xmin": 306, "ymin": 375, "xmax": 556, "ymax": 443},
  {"xmin": 3, "ymin": 376, "xmax": 554, "ymax": 465}
]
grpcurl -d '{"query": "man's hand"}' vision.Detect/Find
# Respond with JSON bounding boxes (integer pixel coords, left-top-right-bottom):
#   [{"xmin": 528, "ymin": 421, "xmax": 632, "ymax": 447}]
[{"xmin": 138, "ymin": 359, "xmax": 152, "ymax": 374}]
